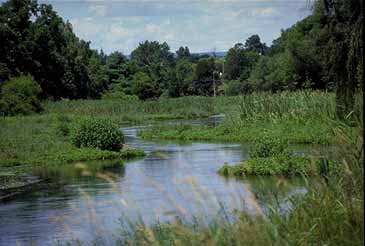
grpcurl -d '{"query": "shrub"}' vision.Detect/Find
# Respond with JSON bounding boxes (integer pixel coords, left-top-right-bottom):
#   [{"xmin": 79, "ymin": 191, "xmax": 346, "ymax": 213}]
[
  {"xmin": 249, "ymin": 134, "xmax": 289, "ymax": 158},
  {"xmin": 71, "ymin": 118, "xmax": 124, "ymax": 151},
  {"xmin": 0, "ymin": 75, "xmax": 42, "ymax": 116},
  {"xmin": 219, "ymin": 154, "xmax": 315, "ymax": 176},
  {"xmin": 54, "ymin": 114, "xmax": 71, "ymax": 136}
]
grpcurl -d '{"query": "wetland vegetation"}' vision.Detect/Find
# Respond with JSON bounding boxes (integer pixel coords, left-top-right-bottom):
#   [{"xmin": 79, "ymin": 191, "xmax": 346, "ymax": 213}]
[{"xmin": 0, "ymin": 0, "xmax": 363, "ymax": 245}]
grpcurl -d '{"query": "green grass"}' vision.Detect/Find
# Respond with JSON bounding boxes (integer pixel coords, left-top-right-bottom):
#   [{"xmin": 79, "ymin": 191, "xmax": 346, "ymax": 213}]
[
  {"xmin": 0, "ymin": 114, "xmax": 145, "ymax": 190},
  {"xmin": 140, "ymin": 91, "xmax": 336, "ymax": 144},
  {"xmin": 43, "ymin": 96, "xmax": 237, "ymax": 124},
  {"xmin": 63, "ymin": 107, "xmax": 364, "ymax": 245},
  {"xmin": 0, "ymin": 115, "xmax": 144, "ymax": 168},
  {"xmin": 219, "ymin": 155, "xmax": 316, "ymax": 176},
  {"xmin": 140, "ymin": 118, "xmax": 333, "ymax": 144}
]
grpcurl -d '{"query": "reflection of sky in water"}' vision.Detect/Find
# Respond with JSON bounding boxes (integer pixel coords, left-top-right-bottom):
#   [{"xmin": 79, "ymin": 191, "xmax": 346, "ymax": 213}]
[{"xmin": 0, "ymin": 118, "xmax": 306, "ymax": 246}]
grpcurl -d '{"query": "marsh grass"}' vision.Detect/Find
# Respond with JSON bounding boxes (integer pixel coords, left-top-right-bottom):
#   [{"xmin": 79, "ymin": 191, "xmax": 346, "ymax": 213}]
[
  {"xmin": 43, "ymin": 96, "xmax": 237, "ymax": 124},
  {"xmin": 0, "ymin": 114, "xmax": 144, "ymax": 191},
  {"xmin": 141, "ymin": 91, "xmax": 336, "ymax": 144},
  {"xmin": 124, "ymin": 94, "xmax": 364, "ymax": 246}
]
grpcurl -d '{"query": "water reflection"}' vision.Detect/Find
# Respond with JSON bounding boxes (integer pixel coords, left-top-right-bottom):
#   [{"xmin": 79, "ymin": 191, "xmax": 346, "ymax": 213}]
[{"xmin": 0, "ymin": 119, "xmax": 306, "ymax": 246}]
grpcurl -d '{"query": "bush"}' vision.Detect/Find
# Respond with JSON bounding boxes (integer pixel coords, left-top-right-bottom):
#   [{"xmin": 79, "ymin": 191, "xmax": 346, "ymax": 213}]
[
  {"xmin": 219, "ymin": 154, "xmax": 315, "ymax": 176},
  {"xmin": 0, "ymin": 75, "xmax": 42, "ymax": 116},
  {"xmin": 249, "ymin": 134, "xmax": 288, "ymax": 158},
  {"xmin": 71, "ymin": 118, "xmax": 124, "ymax": 151},
  {"xmin": 54, "ymin": 114, "xmax": 71, "ymax": 136}
]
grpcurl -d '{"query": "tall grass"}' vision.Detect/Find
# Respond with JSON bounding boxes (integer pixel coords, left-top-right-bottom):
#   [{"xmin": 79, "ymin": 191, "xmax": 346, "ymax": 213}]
[
  {"xmin": 44, "ymin": 96, "xmax": 238, "ymax": 123},
  {"xmin": 233, "ymin": 90, "xmax": 335, "ymax": 124},
  {"xmin": 99, "ymin": 94, "xmax": 363, "ymax": 246},
  {"xmin": 141, "ymin": 91, "xmax": 336, "ymax": 144},
  {"xmin": 129, "ymin": 93, "xmax": 364, "ymax": 245}
]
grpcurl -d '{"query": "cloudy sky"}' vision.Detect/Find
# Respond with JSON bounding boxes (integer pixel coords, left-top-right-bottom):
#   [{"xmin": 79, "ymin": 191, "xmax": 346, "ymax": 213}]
[{"xmin": 37, "ymin": 0, "xmax": 311, "ymax": 54}]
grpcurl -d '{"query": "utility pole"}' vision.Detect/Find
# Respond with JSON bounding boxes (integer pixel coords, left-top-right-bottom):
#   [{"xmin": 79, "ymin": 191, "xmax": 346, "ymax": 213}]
[{"xmin": 213, "ymin": 72, "xmax": 216, "ymax": 97}]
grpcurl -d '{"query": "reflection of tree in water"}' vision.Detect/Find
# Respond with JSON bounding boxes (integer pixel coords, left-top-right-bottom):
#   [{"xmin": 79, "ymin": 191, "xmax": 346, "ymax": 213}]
[{"xmin": 32, "ymin": 160, "xmax": 126, "ymax": 183}]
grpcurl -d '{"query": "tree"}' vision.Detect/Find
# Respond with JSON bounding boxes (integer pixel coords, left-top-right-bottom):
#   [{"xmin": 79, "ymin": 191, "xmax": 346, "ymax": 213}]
[
  {"xmin": 193, "ymin": 57, "xmax": 216, "ymax": 96},
  {"xmin": 176, "ymin": 46, "xmax": 191, "ymax": 60},
  {"xmin": 132, "ymin": 72, "xmax": 155, "ymax": 100},
  {"xmin": 225, "ymin": 43, "xmax": 259, "ymax": 81},
  {"xmin": 314, "ymin": 0, "xmax": 363, "ymax": 119},
  {"xmin": 131, "ymin": 40, "xmax": 173, "ymax": 67},
  {"xmin": 169, "ymin": 59, "xmax": 194, "ymax": 97},
  {"xmin": 0, "ymin": 75, "xmax": 42, "ymax": 116},
  {"xmin": 0, "ymin": 0, "xmax": 108, "ymax": 100},
  {"xmin": 106, "ymin": 51, "xmax": 128, "ymax": 84},
  {"xmin": 244, "ymin": 34, "xmax": 268, "ymax": 55},
  {"xmin": 130, "ymin": 40, "xmax": 174, "ymax": 97},
  {"xmin": 88, "ymin": 52, "xmax": 108, "ymax": 98}
]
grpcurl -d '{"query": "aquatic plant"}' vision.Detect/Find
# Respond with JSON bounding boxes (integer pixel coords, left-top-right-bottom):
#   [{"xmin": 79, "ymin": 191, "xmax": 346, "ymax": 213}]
[{"xmin": 71, "ymin": 118, "xmax": 124, "ymax": 151}]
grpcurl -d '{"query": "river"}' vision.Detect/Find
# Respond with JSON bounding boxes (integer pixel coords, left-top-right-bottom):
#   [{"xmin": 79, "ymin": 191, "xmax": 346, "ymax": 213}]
[{"xmin": 0, "ymin": 118, "xmax": 306, "ymax": 245}]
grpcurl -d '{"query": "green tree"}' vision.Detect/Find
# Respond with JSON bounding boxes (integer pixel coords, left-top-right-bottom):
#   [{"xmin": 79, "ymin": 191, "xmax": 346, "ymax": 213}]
[
  {"xmin": 132, "ymin": 72, "xmax": 155, "ymax": 100},
  {"xmin": 0, "ymin": 75, "xmax": 42, "ymax": 116},
  {"xmin": 130, "ymin": 40, "xmax": 174, "ymax": 97},
  {"xmin": 193, "ymin": 57, "xmax": 216, "ymax": 96},
  {"xmin": 176, "ymin": 46, "xmax": 191, "ymax": 60},
  {"xmin": 169, "ymin": 59, "xmax": 194, "ymax": 97},
  {"xmin": 244, "ymin": 34, "xmax": 268, "ymax": 54},
  {"xmin": 225, "ymin": 43, "xmax": 259, "ymax": 81},
  {"xmin": 314, "ymin": 0, "xmax": 363, "ymax": 119},
  {"xmin": 106, "ymin": 51, "xmax": 128, "ymax": 84}
]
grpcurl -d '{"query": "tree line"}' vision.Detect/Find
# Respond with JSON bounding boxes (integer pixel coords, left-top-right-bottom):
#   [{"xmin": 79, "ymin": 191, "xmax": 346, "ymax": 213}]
[{"xmin": 0, "ymin": 0, "xmax": 362, "ymax": 118}]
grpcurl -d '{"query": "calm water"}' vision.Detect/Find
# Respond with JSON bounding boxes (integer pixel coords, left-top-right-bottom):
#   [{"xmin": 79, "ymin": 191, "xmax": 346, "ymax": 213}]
[{"xmin": 0, "ymin": 118, "xmax": 306, "ymax": 245}]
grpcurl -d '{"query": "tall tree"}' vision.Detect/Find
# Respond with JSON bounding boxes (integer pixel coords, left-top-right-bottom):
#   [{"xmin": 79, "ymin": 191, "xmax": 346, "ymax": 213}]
[
  {"xmin": 244, "ymin": 34, "xmax": 268, "ymax": 55},
  {"xmin": 193, "ymin": 57, "xmax": 216, "ymax": 96},
  {"xmin": 176, "ymin": 46, "xmax": 191, "ymax": 60},
  {"xmin": 315, "ymin": 0, "xmax": 363, "ymax": 119}
]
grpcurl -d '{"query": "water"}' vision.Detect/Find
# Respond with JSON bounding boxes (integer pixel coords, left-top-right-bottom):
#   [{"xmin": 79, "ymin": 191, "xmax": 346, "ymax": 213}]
[{"xmin": 0, "ymin": 118, "xmax": 306, "ymax": 245}]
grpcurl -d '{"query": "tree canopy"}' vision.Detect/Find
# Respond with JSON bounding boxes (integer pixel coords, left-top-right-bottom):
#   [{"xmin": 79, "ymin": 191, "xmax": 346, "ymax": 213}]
[{"xmin": 0, "ymin": 0, "xmax": 362, "ymax": 117}]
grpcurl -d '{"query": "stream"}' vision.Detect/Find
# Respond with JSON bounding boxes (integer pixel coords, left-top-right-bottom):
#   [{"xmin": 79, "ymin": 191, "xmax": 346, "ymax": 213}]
[{"xmin": 0, "ymin": 118, "xmax": 306, "ymax": 245}]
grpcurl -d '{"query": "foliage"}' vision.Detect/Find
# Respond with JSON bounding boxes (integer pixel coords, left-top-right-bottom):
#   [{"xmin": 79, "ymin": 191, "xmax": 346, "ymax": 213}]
[
  {"xmin": 0, "ymin": 75, "xmax": 42, "ymax": 116},
  {"xmin": 70, "ymin": 118, "xmax": 124, "ymax": 151},
  {"xmin": 244, "ymin": 34, "xmax": 268, "ymax": 54},
  {"xmin": 193, "ymin": 57, "xmax": 217, "ymax": 96},
  {"xmin": 219, "ymin": 155, "xmax": 315, "ymax": 176},
  {"xmin": 101, "ymin": 91, "xmax": 138, "ymax": 101},
  {"xmin": 132, "ymin": 71, "xmax": 157, "ymax": 100},
  {"xmin": 141, "ymin": 91, "xmax": 336, "ymax": 144},
  {"xmin": 0, "ymin": 115, "xmax": 144, "ymax": 171},
  {"xmin": 219, "ymin": 80, "xmax": 251, "ymax": 96},
  {"xmin": 249, "ymin": 134, "xmax": 288, "ymax": 158},
  {"xmin": 176, "ymin": 46, "xmax": 191, "ymax": 60},
  {"xmin": 169, "ymin": 58, "xmax": 194, "ymax": 97}
]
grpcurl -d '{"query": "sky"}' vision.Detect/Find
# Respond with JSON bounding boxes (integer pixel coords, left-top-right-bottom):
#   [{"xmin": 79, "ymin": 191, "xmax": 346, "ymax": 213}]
[{"xmin": 21, "ymin": 0, "xmax": 312, "ymax": 54}]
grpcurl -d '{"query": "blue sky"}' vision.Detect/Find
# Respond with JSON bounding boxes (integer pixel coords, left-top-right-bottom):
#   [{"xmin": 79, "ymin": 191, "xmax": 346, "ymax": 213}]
[{"xmin": 20, "ymin": 1, "xmax": 311, "ymax": 54}]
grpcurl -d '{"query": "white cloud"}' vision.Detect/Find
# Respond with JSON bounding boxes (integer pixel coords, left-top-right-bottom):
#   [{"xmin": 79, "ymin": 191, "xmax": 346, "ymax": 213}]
[
  {"xmin": 145, "ymin": 23, "xmax": 162, "ymax": 33},
  {"xmin": 70, "ymin": 18, "xmax": 103, "ymax": 36},
  {"xmin": 110, "ymin": 24, "xmax": 130, "ymax": 38},
  {"xmin": 251, "ymin": 7, "xmax": 279, "ymax": 17},
  {"xmin": 163, "ymin": 33, "xmax": 175, "ymax": 41},
  {"xmin": 88, "ymin": 4, "xmax": 108, "ymax": 17}
]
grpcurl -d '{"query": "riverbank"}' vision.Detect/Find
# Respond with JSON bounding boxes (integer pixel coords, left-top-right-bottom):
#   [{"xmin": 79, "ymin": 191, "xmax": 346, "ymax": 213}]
[
  {"xmin": 0, "ymin": 91, "xmax": 337, "ymax": 188},
  {"xmin": 0, "ymin": 114, "xmax": 145, "ymax": 200}
]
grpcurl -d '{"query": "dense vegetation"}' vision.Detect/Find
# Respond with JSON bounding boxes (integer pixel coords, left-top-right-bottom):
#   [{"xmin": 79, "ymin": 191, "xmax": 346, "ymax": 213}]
[
  {"xmin": 141, "ymin": 91, "xmax": 336, "ymax": 144},
  {"xmin": 0, "ymin": 0, "xmax": 363, "ymax": 245},
  {"xmin": 0, "ymin": 0, "xmax": 362, "ymax": 120}
]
